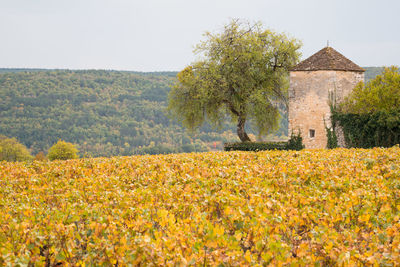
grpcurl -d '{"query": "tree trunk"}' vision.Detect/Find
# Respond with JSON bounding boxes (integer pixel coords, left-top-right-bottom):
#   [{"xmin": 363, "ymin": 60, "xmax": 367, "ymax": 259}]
[{"xmin": 237, "ymin": 116, "xmax": 251, "ymax": 142}]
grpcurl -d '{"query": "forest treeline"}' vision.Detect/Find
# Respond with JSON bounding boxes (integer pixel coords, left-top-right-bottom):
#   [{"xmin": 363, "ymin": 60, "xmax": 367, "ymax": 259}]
[{"xmin": 0, "ymin": 68, "xmax": 382, "ymax": 157}]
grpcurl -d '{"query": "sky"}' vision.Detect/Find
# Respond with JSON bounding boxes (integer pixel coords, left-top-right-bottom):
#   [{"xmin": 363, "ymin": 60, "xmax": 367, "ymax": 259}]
[{"xmin": 1, "ymin": 0, "xmax": 399, "ymax": 71}]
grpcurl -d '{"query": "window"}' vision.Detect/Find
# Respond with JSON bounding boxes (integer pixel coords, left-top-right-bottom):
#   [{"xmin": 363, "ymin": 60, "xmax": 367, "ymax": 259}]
[{"xmin": 309, "ymin": 129, "xmax": 315, "ymax": 138}]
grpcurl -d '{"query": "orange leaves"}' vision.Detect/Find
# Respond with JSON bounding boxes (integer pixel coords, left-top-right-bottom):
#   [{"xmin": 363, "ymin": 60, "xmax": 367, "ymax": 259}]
[{"xmin": 0, "ymin": 147, "xmax": 400, "ymax": 265}]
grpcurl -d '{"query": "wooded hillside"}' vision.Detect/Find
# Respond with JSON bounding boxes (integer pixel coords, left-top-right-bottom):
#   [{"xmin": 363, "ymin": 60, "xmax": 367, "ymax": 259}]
[{"xmin": 0, "ymin": 70, "xmax": 242, "ymax": 156}]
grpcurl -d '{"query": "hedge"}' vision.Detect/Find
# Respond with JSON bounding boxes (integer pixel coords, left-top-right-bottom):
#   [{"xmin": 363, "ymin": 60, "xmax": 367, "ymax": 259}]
[{"xmin": 224, "ymin": 133, "xmax": 304, "ymax": 151}]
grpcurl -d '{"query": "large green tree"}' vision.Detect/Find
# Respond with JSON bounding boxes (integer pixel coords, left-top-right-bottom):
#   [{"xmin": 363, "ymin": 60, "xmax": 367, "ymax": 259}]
[
  {"xmin": 340, "ymin": 66, "xmax": 400, "ymax": 113},
  {"xmin": 168, "ymin": 19, "xmax": 301, "ymax": 142}
]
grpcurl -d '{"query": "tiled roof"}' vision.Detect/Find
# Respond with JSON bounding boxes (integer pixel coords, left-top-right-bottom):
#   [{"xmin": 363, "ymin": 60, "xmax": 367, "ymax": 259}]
[{"xmin": 291, "ymin": 47, "xmax": 365, "ymax": 72}]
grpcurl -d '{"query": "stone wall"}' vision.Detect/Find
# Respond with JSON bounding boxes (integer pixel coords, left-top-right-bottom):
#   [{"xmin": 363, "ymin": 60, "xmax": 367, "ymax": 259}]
[{"xmin": 288, "ymin": 70, "xmax": 364, "ymax": 149}]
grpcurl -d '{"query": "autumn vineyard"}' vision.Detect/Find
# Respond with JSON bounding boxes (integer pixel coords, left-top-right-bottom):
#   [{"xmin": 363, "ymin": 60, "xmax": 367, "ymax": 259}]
[{"xmin": 1, "ymin": 147, "xmax": 400, "ymax": 265}]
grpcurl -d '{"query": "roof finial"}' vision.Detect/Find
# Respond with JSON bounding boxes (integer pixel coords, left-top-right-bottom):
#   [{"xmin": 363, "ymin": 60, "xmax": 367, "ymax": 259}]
[{"xmin": 327, "ymin": 40, "xmax": 329, "ymax": 47}]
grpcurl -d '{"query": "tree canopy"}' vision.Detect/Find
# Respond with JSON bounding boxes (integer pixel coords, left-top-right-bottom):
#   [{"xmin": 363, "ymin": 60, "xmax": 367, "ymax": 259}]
[
  {"xmin": 0, "ymin": 135, "xmax": 33, "ymax": 162},
  {"xmin": 48, "ymin": 140, "xmax": 79, "ymax": 161},
  {"xmin": 340, "ymin": 66, "xmax": 400, "ymax": 113},
  {"xmin": 168, "ymin": 19, "xmax": 301, "ymax": 142}
]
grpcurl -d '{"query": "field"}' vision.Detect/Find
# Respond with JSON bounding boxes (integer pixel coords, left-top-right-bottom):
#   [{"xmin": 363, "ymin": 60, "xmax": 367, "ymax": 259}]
[{"xmin": 1, "ymin": 147, "xmax": 400, "ymax": 265}]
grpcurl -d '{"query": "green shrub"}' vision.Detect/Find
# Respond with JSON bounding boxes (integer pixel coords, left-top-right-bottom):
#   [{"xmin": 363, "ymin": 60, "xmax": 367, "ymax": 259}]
[
  {"xmin": 332, "ymin": 109, "xmax": 400, "ymax": 148},
  {"xmin": 48, "ymin": 140, "xmax": 79, "ymax": 161},
  {"xmin": 0, "ymin": 135, "xmax": 33, "ymax": 161},
  {"xmin": 224, "ymin": 133, "xmax": 304, "ymax": 151},
  {"xmin": 286, "ymin": 132, "xmax": 305, "ymax": 151}
]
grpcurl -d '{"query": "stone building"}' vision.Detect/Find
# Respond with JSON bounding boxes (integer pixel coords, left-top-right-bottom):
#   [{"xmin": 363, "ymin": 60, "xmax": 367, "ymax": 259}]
[{"xmin": 288, "ymin": 47, "xmax": 365, "ymax": 148}]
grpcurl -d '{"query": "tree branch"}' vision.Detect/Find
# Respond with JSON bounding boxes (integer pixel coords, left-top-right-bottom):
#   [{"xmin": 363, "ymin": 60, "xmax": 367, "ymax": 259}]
[{"xmin": 222, "ymin": 100, "xmax": 240, "ymax": 117}]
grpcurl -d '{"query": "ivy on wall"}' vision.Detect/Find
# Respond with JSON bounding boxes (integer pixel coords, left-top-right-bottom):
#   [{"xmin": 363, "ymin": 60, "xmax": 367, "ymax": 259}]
[
  {"xmin": 325, "ymin": 91, "xmax": 338, "ymax": 149},
  {"xmin": 325, "ymin": 125, "xmax": 338, "ymax": 149},
  {"xmin": 331, "ymin": 109, "xmax": 400, "ymax": 148}
]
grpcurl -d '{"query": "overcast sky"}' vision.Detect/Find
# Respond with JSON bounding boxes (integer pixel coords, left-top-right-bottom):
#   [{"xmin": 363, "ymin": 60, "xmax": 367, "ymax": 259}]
[{"xmin": 1, "ymin": 0, "xmax": 399, "ymax": 71}]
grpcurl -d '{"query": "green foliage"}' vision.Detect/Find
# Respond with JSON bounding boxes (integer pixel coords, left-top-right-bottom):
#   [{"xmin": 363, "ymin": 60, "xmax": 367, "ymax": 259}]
[
  {"xmin": 326, "ymin": 92, "xmax": 338, "ymax": 149},
  {"xmin": 332, "ymin": 110, "xmax": 400, "ymax": 148},
  {"xmin": 224, "ymin": 132, "xmax": 304, "ymax": 151},
  {"xmin": 333, "ymin": 66, "xmax": 400, "ymax": 148},
  {"xmin": 341, "ymin": 66, "xmax": 400, "ymax": 114},
  {"xmin": 48, "ymin": 140, "xmax": 79, "ymax": 161},
  {"xmin": 168, "ymin": 19, "xmax": 301, "ymax": 142},
  {"xmin": 286, "ymin": 132, "xmax": 305, "ymax": 151},
  {"xmin": 0, "ymin": 135, "xmax": 33, "ymax": 162},
  {"xmin": 325, "ymin": 127, "xmax": 338, "ymax": 149}
]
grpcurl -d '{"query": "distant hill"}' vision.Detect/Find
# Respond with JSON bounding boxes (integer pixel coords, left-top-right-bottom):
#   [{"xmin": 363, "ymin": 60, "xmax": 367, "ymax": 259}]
[
  {"xmin": 0, "ymin": 68, "xmax": 51, "ymax": 73},
  {"xmin": 0, "ymin": 68, "xmax": 178, "ymax": 77},
  {"xmin": 364, "ymin": 67, "xmax": 385, "ymax": 82}
]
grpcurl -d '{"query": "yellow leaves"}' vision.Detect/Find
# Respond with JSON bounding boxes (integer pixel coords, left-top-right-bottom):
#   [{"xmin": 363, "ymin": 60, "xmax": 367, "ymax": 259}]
[
  {"xmin": 94, "ymin": 223, "xmax": 106, "ymax": 236},
  {"xmin": 163, "ymin": 237, "xmax": 176, "ymax": 250},
  {"xmin": 380, "ymin": 203, "xmax": 391, "ymax": 213},
  {"xmin": 234, "ymin": 232, "xmax": 243, "ymax": 242},
  {"xmin": 261, "ymin": 251, "xmax": 273, "ymax": 262},
  {"xmin": 143, "ymin": 235, "xmax": 151, "ymax": 243},
  {"xmin": 324, "ymin": 241, "xmax": 334, "ymax": 253},
  {"xmin": 225, "ymin": 206, "xmax": 234, "ymax": 216},
  {"xmin": 205, "ymin": 239, "xmax": 218, "ymax": 249},
  {"xmin": 157, "ymin": 209, "xmax": 176, "ymax": 230},
  {"xmin": 266, "ymin": 200, "xmax": 273, "ymax": 209},
  {"xmin": 359, "ymin": 213, "xmax": 371, "ymax": 224},
  {"xmin": 157, "ymin": 209, "xmax": 169, "ymax": 228},
  {"xmin": 214, "ymin": 225, "xmax": 225, "ymax": 236},
  {"xmin": 299, "ymin": 197, "xmax": 308, "ymax": 205},
  {"xmin": 244, "ymin": 250, "xmax": 252, "ymax": 263},
  {"xmin": 0, "ymin": 147, "xmax": 400, "ymax": 265},
  {"xmin": 296, "ymin": 242, "xmax": 309, "ymax": 258}
]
